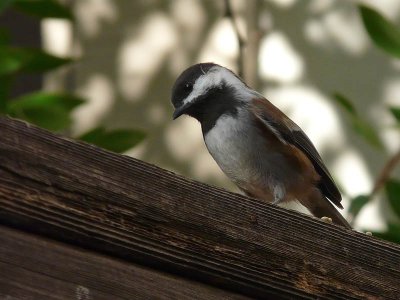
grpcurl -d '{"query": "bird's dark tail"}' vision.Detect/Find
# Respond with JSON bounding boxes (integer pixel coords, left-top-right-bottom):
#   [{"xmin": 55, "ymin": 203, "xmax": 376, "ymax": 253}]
[{"xmin": 302, "ymin": 190, "xmax": 352, "ymax": 229}]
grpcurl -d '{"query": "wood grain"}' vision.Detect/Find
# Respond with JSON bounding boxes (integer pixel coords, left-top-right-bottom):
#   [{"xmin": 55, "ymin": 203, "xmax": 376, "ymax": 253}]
[
  {"xmin": 0, "ymin": 225, "xmax": 249, "ymax": 300},
  {"xmin": 0, "ymin": 116, "xmax": 399, "ymax": 299}
]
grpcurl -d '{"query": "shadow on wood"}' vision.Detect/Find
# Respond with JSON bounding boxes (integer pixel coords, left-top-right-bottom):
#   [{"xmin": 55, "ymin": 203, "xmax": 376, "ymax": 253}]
[
  {"xmin": 0, "ymin": 226, "xmax": 249, "ymax": 299},
  {"xmin": 0, "ymin": 116, "xmax": 399, "ymax": 299}
]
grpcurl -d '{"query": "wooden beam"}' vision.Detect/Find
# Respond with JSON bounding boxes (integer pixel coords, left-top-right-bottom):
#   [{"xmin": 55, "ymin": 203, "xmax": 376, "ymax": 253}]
[
  {"xmin": 0, "ymin": 225, "xmax": 249, "ymax": 300},
  {"xmin": 0, "ymin": 116, "xmax": 399, "ymax": 299}
]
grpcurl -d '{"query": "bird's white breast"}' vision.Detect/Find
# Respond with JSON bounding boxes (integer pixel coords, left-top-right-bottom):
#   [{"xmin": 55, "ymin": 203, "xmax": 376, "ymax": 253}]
[
  {"xmin": 203, "ymin": 110, "xmax": 289, "ymax": 202},
  {"xmin": 204, "ymin": 112, "xmax": 258, "ymax": 184}
]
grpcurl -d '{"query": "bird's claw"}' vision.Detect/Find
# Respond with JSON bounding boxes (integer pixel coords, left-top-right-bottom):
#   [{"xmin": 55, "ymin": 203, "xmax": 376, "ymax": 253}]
[{"xmin": 321, "ymin": 216, "xmax": 333, "ymax": 224}]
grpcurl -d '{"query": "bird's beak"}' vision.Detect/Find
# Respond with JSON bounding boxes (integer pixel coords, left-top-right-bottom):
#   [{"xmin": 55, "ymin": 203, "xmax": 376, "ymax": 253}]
[
  {"xmin": 172, "ymin": 103, "xmax": 190, "ymax": 120},
  {"xmin": 172, "ymin": 108, "xmax": 183, "ymax": 120}
]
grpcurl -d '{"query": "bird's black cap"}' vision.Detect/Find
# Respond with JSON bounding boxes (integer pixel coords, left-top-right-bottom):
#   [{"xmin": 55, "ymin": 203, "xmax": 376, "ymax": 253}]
[{"xmin": 171, "ymin": 63, "xmax": 218, "ymax": 111}]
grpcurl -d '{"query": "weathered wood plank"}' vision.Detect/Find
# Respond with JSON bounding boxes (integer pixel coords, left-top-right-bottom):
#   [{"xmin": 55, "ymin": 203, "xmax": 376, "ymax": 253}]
[
  {"xmin": 0, "ymin": 116, "xmax": 399, "ymax": 299},
  {"xmin": 0, "ymin": 225, "xmax": 250, "ymax": 300}
]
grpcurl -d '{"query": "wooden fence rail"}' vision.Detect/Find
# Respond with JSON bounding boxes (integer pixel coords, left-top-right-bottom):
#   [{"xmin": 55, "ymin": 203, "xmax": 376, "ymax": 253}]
[{"xmin": 0, "ymin": 116, "xmax": 399, "ymax": 299}]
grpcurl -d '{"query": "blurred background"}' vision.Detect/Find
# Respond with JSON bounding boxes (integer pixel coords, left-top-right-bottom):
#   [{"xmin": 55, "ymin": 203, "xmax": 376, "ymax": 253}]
[{"xmin": 1, "ymin": 0, "xmax": 400, "ymax": 240}]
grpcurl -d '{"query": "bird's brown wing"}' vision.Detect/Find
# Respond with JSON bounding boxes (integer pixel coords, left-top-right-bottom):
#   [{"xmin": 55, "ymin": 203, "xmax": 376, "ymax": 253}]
[{"xmin": 251, "ymin": 97, "xmax": 342, "ymax": 208}]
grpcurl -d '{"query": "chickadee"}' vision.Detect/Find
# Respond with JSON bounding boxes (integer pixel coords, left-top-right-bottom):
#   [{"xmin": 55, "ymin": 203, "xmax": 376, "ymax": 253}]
[{"xmin": 171, "ymin": 63, "xmax": 351, "ymax": 229}]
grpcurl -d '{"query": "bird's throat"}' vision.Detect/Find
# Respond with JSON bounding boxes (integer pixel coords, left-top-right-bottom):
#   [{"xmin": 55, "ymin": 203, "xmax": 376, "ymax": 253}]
[{"xmin": 188, "ymin": 87, "xmax": 242, "ymax": 134}]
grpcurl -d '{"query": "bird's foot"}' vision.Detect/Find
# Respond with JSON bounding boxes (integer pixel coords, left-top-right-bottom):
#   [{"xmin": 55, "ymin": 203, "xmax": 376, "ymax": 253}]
[
  {"xmin": 271, "ymin": 199, "xmax": 281, "ymax": 205},
  {"xmin": 321, "ymin": 216, "xmax": 333, "ymax": 224}
]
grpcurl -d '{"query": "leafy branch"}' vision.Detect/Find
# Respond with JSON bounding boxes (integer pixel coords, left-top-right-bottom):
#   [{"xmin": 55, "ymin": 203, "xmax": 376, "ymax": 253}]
[
  {"xmin": 0, "ymin": 0, "xmax": 144, "ymax": 153},
  {"xmin": 224, "ymin": 0, "xmax": 245, "ymax": 77},
  {"xmin": 332, "ymin": 4, "xmax": 400, "ymax": 243}
]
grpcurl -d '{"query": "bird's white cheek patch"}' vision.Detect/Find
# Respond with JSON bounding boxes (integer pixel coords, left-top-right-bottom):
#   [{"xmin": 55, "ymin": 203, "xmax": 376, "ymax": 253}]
[
  {"xmin": 181, "ymin": 66, "xmax": 251, "ymax": 106},
  {"xmin": 182, "ymin": 71, "xmax": 223, "ymax": 106}
]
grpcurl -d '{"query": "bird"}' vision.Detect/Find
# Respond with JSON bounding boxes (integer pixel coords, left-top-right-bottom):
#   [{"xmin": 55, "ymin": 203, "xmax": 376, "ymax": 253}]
[{"xmin": 171, "ymin": 62, "xmax": 351, "ymax": 229}]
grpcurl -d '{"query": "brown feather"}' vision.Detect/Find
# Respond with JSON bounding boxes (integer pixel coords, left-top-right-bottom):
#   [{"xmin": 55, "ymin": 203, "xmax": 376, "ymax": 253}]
[{"xmin": 250, "ymin": 97, "xmax": 343, "ymax": 208}]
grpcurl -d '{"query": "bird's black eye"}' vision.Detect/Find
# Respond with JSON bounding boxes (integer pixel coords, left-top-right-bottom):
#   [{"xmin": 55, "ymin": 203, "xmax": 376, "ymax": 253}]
[{"xmin": 185, "ymin": 83, "xmax": 192, "ymax": 90}]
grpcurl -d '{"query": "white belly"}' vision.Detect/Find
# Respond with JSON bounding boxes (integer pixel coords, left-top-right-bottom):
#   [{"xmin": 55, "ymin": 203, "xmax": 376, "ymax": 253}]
[
  {"xmin": 203, "ymin": 113, "xmax": 289, "ymax": 202},
  {"xmin": 204, "ymin": 114, "xmax": 259, "ymax": 184}
]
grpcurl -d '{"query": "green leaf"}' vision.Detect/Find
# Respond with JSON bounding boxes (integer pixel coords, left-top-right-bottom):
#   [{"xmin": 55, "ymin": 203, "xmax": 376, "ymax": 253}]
[
  {"xmin": 8, "ymin": 92, "xmax": 84, "ymax": 111},
  {"xmin": 0, "ymin": 75, "xmax": 13, "ymax": 113},
  {"xmin": 15, "ymin": 105, "xmax": 72, "ymax": 131},
  {"xmin": 359, "ymin": 5, "xmax": 400, "ymax": 58},
  {"xmin": 0, "ymin": 29, "xmax": 10, "ymax": 46},
  {"xmin": 22, "ymin": 49, "xmax": 72, "ymax": 72},
  {"xmin": 14, "ymin": 0, "xmax": 73, "ymax": 19},
  {"xmin": 348, "ymin": 195, "xmax": 370, "ymax": 220},
  {"xmin": 389, "ymin": 106, "xmax": 400, "ymax": 123},
  {"xmin": 333, "ymin": 93, "xmax": 357, "ymax": 116},
  {"xmin": 79, "ymin": 127, "xmax": 145, "ymax": 153},
  {"xmin": 7, "ymin": 92, "xmax": 85, "ymax": 131},
  {"xmin": 0, "ymin": 47, "xmax": 71, "ymax": 75},
  {"xmin": 371, "ymin": 223, "xmax": 400, "ymax": 244},
  {"xmin": 0, "ymin": 0, "xmax": 16, "ymax": 13},
  {"xmin": 0, "ymin": 47, "xmax": 29, "ymax": 75},
  {"xmin": 332, "ymin": 93, "xmax": 383, "ymax": 149},
  {"xmin": 351, "ymin": 117, "xmax": 384, "ymax": 149},
  {"xmin": 385, "ymin": 179, "xmax": 400, "ymax": 218}
]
